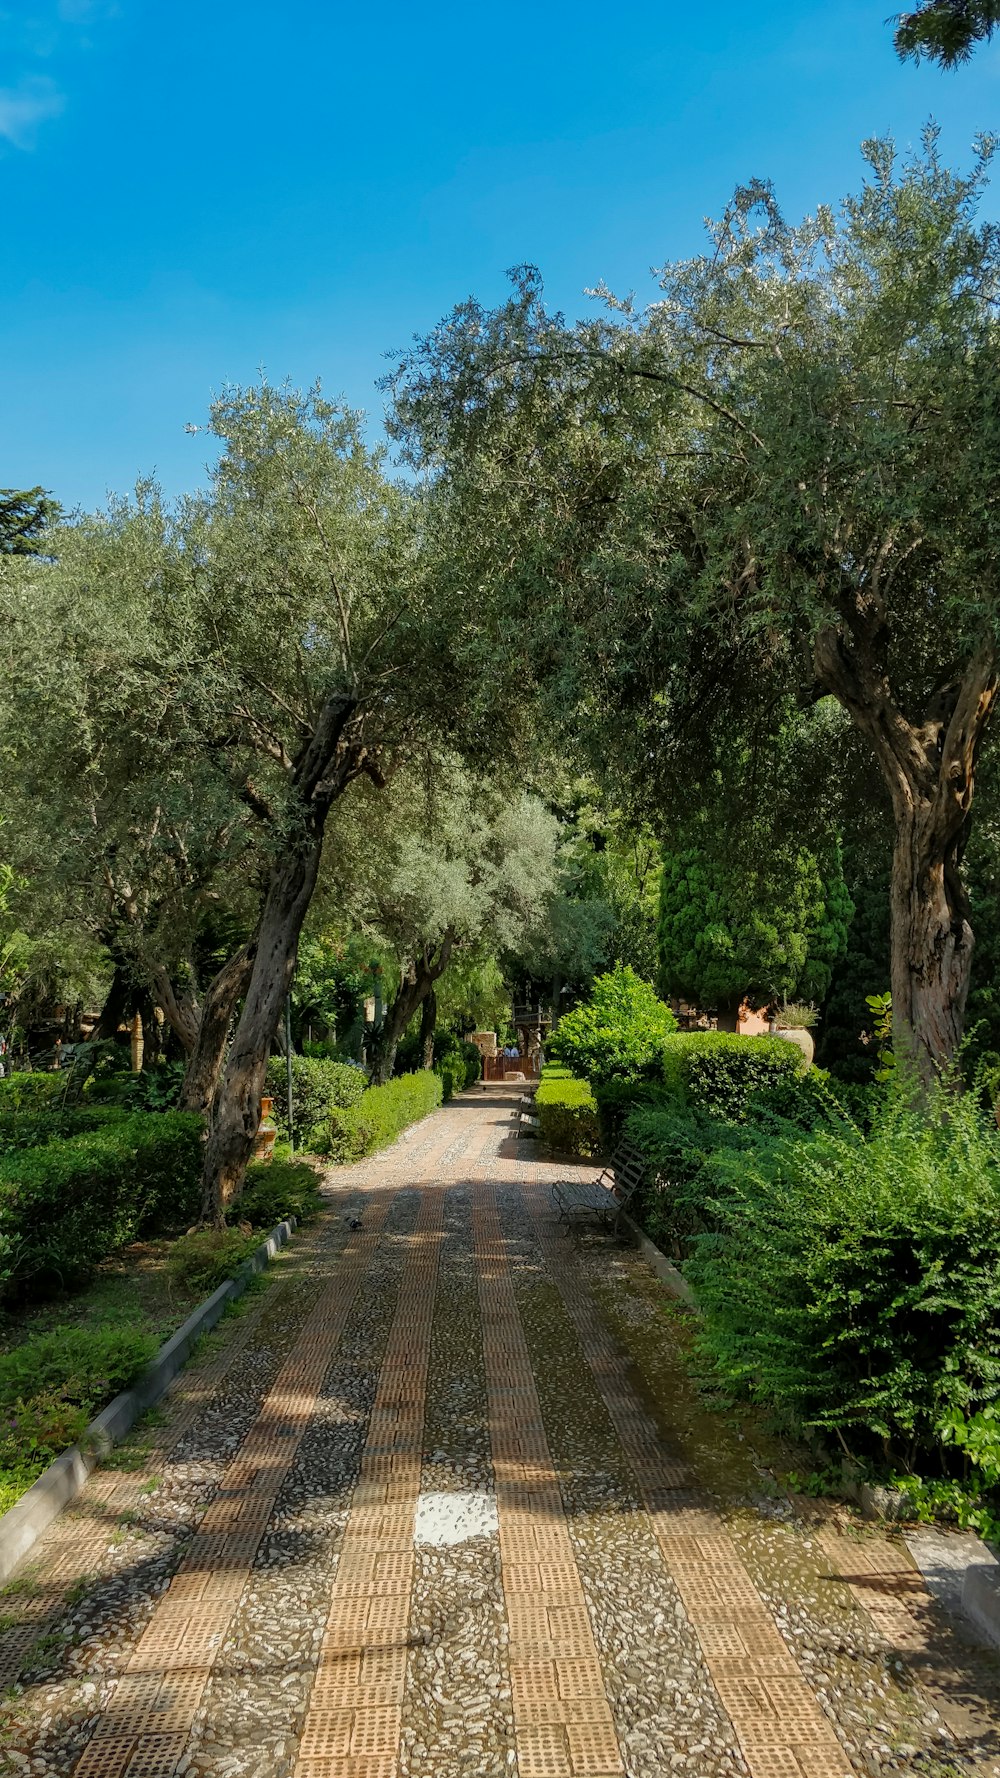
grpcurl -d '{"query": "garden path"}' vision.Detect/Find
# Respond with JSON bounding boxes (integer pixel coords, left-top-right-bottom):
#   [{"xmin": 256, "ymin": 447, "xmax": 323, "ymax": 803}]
[{"xmin": 1, "ymin": 1086, "xmax": 1000, "ymax": 1778}]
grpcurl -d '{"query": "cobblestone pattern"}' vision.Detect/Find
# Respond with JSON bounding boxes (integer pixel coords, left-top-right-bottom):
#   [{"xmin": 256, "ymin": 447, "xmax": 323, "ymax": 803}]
[
  {"xmin": 495, "ymin": 1183, "xmax": 747, "ymax": 1778},
  {"xmin": 2, "ymin": 1086, "xmax": 999, "ymax": 1778},
  {"xmin": 183, "ymin": 1184, "xmax": 421, "ymax": 1777},
  {"xmin": 524, "ymin": 1186, "xmax": 850, "ymax": 1778},
  {"xmin": 473, "ymin": 1181, "xmax": 625, "ymax": 1778},
  {"xmin": 401, "ymin": 1182, "xmax": 511, "ymax": 1778},
  {"xmin": 293, "ymin": 1185, "xmax": 444, "ymax": 1778}
]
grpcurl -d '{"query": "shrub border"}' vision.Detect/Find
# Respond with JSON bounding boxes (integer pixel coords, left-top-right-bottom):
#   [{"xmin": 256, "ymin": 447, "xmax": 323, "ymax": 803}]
[
  {"xmin": 618, "ymin": 1193, "xmax": 1000, "ymax": 1645},
  {"xmin": 0, "ymin": 1215, "xmax": 298, "ymax": 1589}
]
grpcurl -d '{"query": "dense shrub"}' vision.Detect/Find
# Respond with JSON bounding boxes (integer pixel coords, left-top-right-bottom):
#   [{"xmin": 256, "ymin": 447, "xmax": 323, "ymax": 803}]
[
  {"xmin": 266, "ymin": 1054, "xmax": 366, "ymax": 1147},
  {"xmin": 0, "ymin": 1073, "xmax": 64, "ymax": 1111},
  {"xmin": 687, "ymin": 1085, "xmax": 1000, "ymax": 1463},
  {"xmin": 0, "ymin": 1324, "xmax": 157, "ymax": 1413},
  {"xmin": 324, "ymin": 1071, "xmax": 443, "ymax": 1164},
  {"xmin": 535, "ymin": 1067, "xmax": 600, "ymax": 1157},
  {"xmin": 167, "ymin": 1228, "xmax": 259, "ymax": 1295},
  {"xmin": 433, "ymin": 1033, "xmax": 483, "ymax": 1099},
  {"xmin": 593, "ymin": 1077, "xmax": 670, "ymax": 1149},
  {"xmin": 0, "ymin": 1111, "xmax": 203, "ymax": 1299},
  {"xmin": 623, "ymin": 1103, "xmax": 756, "ymax": 1253},
  {"xmin": 231, "ymin": 1158, "xmax": 325, "ymax": 1230},
  {"xmin": 661, "ymin": 1032, "xmax": 805, "ymax": 1121},
  {"xmin": 548, "ymin": 967, "xmax": 677, "ymax": 1084},
  {"xmin": 0, "ymin": 1104, "xmax": 129, "ymax": 1155},
  {"xmin": 0, "ymin": 1324, "xmax": 158, "ymax": 1485},
  {"xmin": 83, "ymin": 1059, "xmax": 187, "ymax": 1111}
]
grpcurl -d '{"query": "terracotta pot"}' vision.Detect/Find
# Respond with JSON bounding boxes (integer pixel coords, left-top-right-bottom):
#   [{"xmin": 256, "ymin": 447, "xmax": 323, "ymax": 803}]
[{"xmin": 254, "ymin": 1094, "xmax": 277, "ymax": 1164}]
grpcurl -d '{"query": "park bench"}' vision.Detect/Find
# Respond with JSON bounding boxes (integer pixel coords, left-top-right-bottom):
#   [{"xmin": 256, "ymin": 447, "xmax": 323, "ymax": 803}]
[
  {"xmin": 550, "ymin": 1141, "xmax": 646, "ymax": 1239},
  {"xmin": 518, "ymin": 1093, "xmax": 540, "ymax": 1137}
]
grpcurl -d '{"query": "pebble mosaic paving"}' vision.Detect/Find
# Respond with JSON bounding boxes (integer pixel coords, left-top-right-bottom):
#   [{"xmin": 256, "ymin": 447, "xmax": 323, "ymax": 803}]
[{"xmin": 1, "ymin": 1086, "xmax": 999, "ymax": 1776}]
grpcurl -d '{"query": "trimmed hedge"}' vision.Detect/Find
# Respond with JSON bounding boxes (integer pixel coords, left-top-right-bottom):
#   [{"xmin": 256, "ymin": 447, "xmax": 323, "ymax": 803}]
[
  {"xmin": 324, "ymin": 1071, "xmax": 443, "ymax": 1164},
  {"xmin": 535, "ymin": 1066, "xmax": 600, "ymax": 1157},
  {"xmin": 0, "ymin": 1073, "xmax": 64, "ymax": 1112},
  {"xmin": 0, "ymin": 1104, "xmax": 130, "ymax": 1155},
  {"xmin": 661, "ymin": 1032, "xmax": 805, "ymax": 1121},
  {"xmin": 266, "ymin": 1054, "xmax": 366, "ymax": 1148},
  {"xmin": 0, "ymin": 1110, "xmax": 203, "ymax": 1300}
]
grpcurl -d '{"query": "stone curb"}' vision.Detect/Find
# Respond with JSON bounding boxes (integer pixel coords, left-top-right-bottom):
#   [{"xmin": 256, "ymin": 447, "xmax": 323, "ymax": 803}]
[
  {"xmin": 0, "ymin": 1215, "xmax": 297, "ymax": 1589},
  {"xmin": 962, "ymin": 1550, "xmax": 1000, "ymax": 1648},
  {"xmin": 619, "ymin": 1213, "xmax": 696, "ymax": 1308}
]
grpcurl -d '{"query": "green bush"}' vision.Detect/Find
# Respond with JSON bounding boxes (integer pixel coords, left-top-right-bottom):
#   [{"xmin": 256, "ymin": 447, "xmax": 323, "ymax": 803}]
[
  {"xmin": 738, "ymin": 1068, "xmax": 881, "ymax": 1139},
  {"xmin": 661, "ymin": 1032, "xmax": 805, "ymax": 1121},
  {"xmin": 324, "ymin": 1071, "xmax": 443, "ymax": 1164},
  {"xmin": 230, "ymin": 1158, "xmax": 324, "ymax": 1230},
  {"xmin": 432, "ymin": 1032, "xmax": 482, "ymax": 1099},
  {"xmin": 0, "ymin": 1104, "xmax": 130, "ymax": 1155},
  {"xmin": 437, "ymin": 1059, "xmax": 465, "ymax": 1101},
  {"xmin": 0, "ymin": 1111, "xmax": 203, "ymax": 1299},
  {"xmin": 167, "ymin": 1228, "xmax": 259, "ymax": 1296},
  {"xmin": 535, "ymin": 1067, "xmax": 600, "ymax": 1157},
  {"xmin": 83, "ymin": 1059, "xmax": 187, "ymax": 1111},
  {"xmin": 266, "ymin": 1054, "xmax": 366, "ymax": 1147},
  {"xmin": 0, "ymin": 1324, "xmax": 158, "ymax": 1482},
  {"xmin": 0, "ymin": 1073, "xmax": 64, "ymax": 1111},
  {"xmin": 593, "ymin": 1077, "xmax": 671, "ymax": 1149},
  {"xmin": 548, "ymin": 967, "xmax": 677, "ymax": 1085},
  {"xmin": 460, "ymin": 1040, "xmax": 482, "ymax": 1084},
  {"xmin": 624, "ymin": 1103, "xmax": 757, "ymax": 1253},
  {"xmin": 688, "ymin": 1084, "xmax": 1000, "ymax": 1463}
]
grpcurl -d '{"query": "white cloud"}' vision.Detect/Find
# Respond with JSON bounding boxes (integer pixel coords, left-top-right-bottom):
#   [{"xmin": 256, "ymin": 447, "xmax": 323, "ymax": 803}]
[{"xmin": 0, "ymin": 76, "xmax": 64, "ymax": 149}]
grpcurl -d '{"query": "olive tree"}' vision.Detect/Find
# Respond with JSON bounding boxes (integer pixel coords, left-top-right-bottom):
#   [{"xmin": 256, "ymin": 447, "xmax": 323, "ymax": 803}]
[
  {"xmin": 3, "ymin": 383, "xmax": 512, "ymax": 1220},
  {"xmin": 390, "ymin": 134, "xmax": 1000, "ymax": 1079},
  {"xmin": 322, "ymin": 760, "xmax": 558, "ymax": 1083}
]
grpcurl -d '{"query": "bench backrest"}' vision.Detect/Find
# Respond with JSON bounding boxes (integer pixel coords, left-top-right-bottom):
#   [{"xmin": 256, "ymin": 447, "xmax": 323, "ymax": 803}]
[{"xmin": 609, "ymin": 1142, "xmax": 646, "ymax": 1203}]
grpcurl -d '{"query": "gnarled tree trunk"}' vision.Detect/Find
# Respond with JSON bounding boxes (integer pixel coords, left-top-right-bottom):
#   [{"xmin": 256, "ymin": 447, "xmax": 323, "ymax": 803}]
[
  {"xmin": 420, "ymin": 988, "xmax": 437, "ymax": 1070},
  {"xmin": 199, "ymin": 692, "xmax": 367, "ymax": 1227},
  {"xmin": 369, "ymin": 936, "xmax": 454, "ymax": 1088},
  {"xmin": 814, "ymin": 622, "xmax": 997, "ymax": 1080},
  {"xmin": 200, "ymin": 845, "xmax": 323, "ymax": 1224},
  {"xmin": 149, "ymin": 945, "xmax": 257, "ymax": 1116}
]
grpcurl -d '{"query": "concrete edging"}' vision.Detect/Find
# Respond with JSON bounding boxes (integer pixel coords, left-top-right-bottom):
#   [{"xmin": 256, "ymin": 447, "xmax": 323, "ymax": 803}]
[
  {"xmin": 0, "ymin": 1215, "xmax": 297, "ymax": 1589},
  {"xmin": 618, "ymin": 1212, "xmax": 696, "ymax": 1308}
]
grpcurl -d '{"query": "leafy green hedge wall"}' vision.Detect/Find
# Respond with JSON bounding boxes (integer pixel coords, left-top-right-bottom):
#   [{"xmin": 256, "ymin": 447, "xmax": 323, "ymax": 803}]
[
  {"xmin": 266, "ymin": 1055, "xmax": 366, "ymax": 1148},
  {"xmin": 324, "ymin": 1071, "xmax": 443, "ymax": 1164},
  {"xmin": 661, "ymin": 1032, "xmax": 805, "ymax": 1120},
  {"xmin": 0, "ymin": 1110, "xmax": 203, "ymax": 1300},
  {"xmin": 534, "ymin": 1066, "xmax": 600, "ymax": 1157}
]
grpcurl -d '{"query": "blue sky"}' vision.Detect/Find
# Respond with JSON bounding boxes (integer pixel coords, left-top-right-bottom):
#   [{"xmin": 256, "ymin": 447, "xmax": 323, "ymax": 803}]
[{"xmin": 2, "ymin": 0, "xmax": 999, "ymax": 512}]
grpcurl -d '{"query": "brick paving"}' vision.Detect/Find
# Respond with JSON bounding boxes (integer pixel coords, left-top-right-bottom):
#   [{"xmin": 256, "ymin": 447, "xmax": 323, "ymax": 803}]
[{"xmin": 1, "ymin": 1085, "xmax": 999, "ymax": 1777}]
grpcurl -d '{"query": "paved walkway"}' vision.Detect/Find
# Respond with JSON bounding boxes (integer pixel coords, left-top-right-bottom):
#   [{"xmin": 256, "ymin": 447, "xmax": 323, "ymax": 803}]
[{"xmin": 2, "ymin": 1086, "xmax": 1000, "ymax": 1778}]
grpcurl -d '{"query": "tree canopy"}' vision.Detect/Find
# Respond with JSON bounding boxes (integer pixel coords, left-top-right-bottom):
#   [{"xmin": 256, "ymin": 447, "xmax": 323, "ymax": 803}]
[
  {"xmin": 895, "ymin": 0, "xmax": 1000, "ymax": 63},
  {"xmin": 389, "ymin": 131, "xmax": 1000, "ymax": 1075}
]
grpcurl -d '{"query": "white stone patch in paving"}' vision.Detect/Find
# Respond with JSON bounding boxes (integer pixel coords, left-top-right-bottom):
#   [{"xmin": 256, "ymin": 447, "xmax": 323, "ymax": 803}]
[{"xmin": 413, "ymin": 1490, "xmax": 499, "ymax": 1547}]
